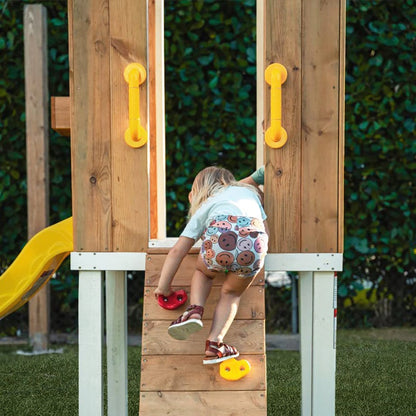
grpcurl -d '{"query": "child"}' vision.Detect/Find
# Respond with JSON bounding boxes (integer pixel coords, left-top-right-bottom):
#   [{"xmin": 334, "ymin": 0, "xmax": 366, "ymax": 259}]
[
  {"xmin": 154, "ymin": 166, "xmax": 268, "ymax": 364},
  {"xmin": 241, "ymin": 166, "xmax": 265, "ymax": 186},
  {"xmin": 240, "ymin": 166, "xmax": 264, "ymax": 203}
]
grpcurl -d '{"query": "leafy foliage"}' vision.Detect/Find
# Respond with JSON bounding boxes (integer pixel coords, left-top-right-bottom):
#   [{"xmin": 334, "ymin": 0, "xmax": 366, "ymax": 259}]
[
  {"xmin": 342, "ymin": 0, "xmax": 416, "ymax": 326},
  {"xmin": 0, "ymin": 0, "xmax": 71, "ymax": 333},
  {"xmin": 0, "ymin": 0, "xmax": 70, "ymax": 271},
  {"xmin": 164, "ymin": 0, "xmax": 257, "ymax": 233}
]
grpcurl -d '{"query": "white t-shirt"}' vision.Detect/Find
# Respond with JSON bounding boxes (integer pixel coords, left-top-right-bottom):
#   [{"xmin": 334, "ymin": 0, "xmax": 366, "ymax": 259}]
[{"xmin": 181, "ymin": 186, "xmax": 267, "ymax": 241}]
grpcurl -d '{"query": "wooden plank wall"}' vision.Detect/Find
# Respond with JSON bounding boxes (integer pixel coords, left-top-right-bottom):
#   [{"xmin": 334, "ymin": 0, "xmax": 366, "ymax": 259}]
[
  {"xmin": 140, "ymin": 253, "xmax": 267, "ymax": 415},
  {"xmin": 69, "ymin": 0, "xmax": 148, "ymax": 252},
  {"xmin": 264, "ymin": 0, "xmax": 345, "ymax": 254}
]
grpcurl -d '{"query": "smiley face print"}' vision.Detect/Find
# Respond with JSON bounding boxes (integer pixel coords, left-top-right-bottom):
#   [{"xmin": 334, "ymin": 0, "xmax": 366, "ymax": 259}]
[
  {"xmin": 237, "ymin": 250, "xmax": 255, "ymax": 266},
  {"xmin": 212, "ymin": 220, "xmax": 232, "ymax": 232},
  {"xmin": 199, "ymin": 216, "xmax": 268, "ymax": 277},
  {"xmin": 254, "ymin": 236, "xmax": 268, "ymax": 253},
  {"xmin": 218, "ymin": 231, "xmax": 238, "ymax": 251},
  {"xmin": 237, "ymin": 237, "xmax": 253, "ymax": 251},
  {"xmin": 216, "ymin": 252, "xmax": 235, "ymax": 267},
  {"xmin": 237, "ymin": 217, "xmax": 251, "ymax": 227},
  {"xmin": 202, "ymin": 240, "xmax": 212, "ymax": 251}
]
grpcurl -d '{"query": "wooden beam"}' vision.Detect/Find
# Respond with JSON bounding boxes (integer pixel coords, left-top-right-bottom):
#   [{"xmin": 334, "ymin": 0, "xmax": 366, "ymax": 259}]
[
  {"xmin": 148, "ymin": 0, "xmax": 166, "ymax": 239},
  {"xmin": 109, "ymin": 0, "xmax": 149, "ymax": 252},
  {"xmin": 70, "ymin": 0, "xmax": 149, "ymax": 252},
  {"xmin": 264, "ymin": 0, "xmax": 344, "ymax": 253},
  {"xmin": 264, "ymin": 0, "xmax": 302, "ymax": 253},
  {"xmin": 338, "ymin": 1, "xmax": 346, "ymax": 253},
  {"xmin": 24, "ymin": 4, "xmax": 50, "ymax": 352},
  {"xmin": 70, "ymin": 0, "xmax": 113, "ymax": 252},
  {"xmin": 256, "ymin": 0, "xmax": 265, "ymax": 169},
  {"xmin": 140, "ymin": 391, "xmax": 266, "ymax": 416},
  {"xmin": 51, "ymin": 96, "xmax": 70, "ymax": 136},
  {"xmin": 301, "ymin": 0, "xmax": 342, "ymax": 253}
]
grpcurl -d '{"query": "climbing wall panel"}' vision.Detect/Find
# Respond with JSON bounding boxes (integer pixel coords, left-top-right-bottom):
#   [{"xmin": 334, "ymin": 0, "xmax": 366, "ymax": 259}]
[{"xmin": 139, "ymin": 252, "xmax": 267, "ymax": 415}]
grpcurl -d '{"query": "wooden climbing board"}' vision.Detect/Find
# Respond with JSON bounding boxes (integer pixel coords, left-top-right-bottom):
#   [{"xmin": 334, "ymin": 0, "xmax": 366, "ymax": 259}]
[{"xmin": 139, "ymin": 251, "xmax": 267, "ymax": 415}]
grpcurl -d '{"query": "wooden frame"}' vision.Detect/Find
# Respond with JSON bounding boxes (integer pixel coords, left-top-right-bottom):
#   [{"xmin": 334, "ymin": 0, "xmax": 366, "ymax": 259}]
[
  {"xmin": 69, "ymin": 0, "xmax": 148, "ymax": 253},
  {"xmin": 65, "ymin": 0, "xmax": 346, "ymax": 415},
  {"xmin": 264, "ymin": 0, "xmax": 345, "ymax": 254},
  {"xmin": 148, "ymin": 0, "xmax": 166, "ymax": 239}
]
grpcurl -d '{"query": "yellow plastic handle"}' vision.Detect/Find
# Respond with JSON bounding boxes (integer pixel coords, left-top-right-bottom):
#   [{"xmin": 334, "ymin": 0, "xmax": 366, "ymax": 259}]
[
  {"xmin": 123, "ymin": 63, "xmax": 147, "ymax": 148},
  {"xmin": 265, "ymin": 63, "xmax": 288, "ymax": 148}
]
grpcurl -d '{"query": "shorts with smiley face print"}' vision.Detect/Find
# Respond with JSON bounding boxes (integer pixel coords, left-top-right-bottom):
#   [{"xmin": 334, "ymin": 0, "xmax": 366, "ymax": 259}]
[{"xmin": 200, "ymin": 215, "xmax": 269, "ymax": 278}]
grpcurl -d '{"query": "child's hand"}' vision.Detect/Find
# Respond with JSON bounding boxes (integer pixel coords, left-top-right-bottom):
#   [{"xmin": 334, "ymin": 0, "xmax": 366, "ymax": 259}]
[{"xmin": 154, "ymin": 286, "xmax": 173, "ymax": 299}]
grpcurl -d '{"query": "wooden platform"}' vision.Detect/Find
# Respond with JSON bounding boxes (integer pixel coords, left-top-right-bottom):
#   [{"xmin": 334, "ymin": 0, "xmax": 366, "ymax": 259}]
[{"xmin": 140, "ymin": 253, "xmax": 267, "ymax": 415}]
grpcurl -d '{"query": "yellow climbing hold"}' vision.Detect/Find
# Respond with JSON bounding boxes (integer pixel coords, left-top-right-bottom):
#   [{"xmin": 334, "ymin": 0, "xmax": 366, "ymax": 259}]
[{"xmin": 219, "ymin": 358, "xmax": 251, "ymax": 381}]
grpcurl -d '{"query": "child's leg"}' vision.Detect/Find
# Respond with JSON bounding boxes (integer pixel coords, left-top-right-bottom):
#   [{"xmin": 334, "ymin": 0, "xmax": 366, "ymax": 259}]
[
  {"xmin": 186, "ymin": 255, "xmax": 217, "ymax": 319},
  {"xmin": 206, "ymin": 272, "xmax": 256, "ymax": 350},
  {"xmin": 168, "ymin": 255, "xmax": 217, "ymax": 338}
]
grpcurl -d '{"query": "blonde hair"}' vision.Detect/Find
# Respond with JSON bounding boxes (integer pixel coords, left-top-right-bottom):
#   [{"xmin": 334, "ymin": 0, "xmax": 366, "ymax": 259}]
[{"xmin": 188, "ymin": 166, "xmax": 259, "ymax": 217}]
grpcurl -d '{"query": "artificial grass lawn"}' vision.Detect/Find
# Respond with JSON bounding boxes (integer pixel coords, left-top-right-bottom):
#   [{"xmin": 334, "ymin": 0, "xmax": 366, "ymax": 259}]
[{"xmin": 0, "ymin": 328, "xmax": 415, "ymax": 416}]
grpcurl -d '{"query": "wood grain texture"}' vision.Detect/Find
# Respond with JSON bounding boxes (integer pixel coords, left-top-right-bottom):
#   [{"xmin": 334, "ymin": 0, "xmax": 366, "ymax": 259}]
[
  {"xmin": 301, "ymin": 0, "xmax": 341, "ymax": 252},
  {"xmin": 70, "ymin": 0, "xmax": 149, "ymax": 251},
  {"xmin": 264, "ymin": 0, "xmax": 345, "ymax": 254},
  {"xmin": 141, "ymin": 354, "xmax": 266, "ymax": 391},
  {"xmin": 24, "ymin": 4, "xmax": 49, "ymax": 238},
  {"xmin": 264, "ymin": 0, "xmax": 302, "ymax": 253},
  {"xmin": 338, "ymin": 0, "xmax": 346, "ymax": 253},
  {"xmin": 50, "ymin": 96, "xmax": 70, "ymax": 136},
  {"xmin": 109, "ymin": 0, "xmax": 148, "ymax": 252},
  {"xmin": 148, "ymin": 0, "xmax": 158, "ymax": 239},
  {"xmin": 143, "ymin": 286, "xmax": 265, "ymax": 320},
  {"xmin": 140, "ymin": 253, "xmax": 266, "ymax": 415},
  {"xmin": 70, "ymin": 0, "xmax": 112, "ymax": 251},
  {"xmin": 139, "ymin": 391, "xmax": 267, "ymax": 416},
  {"xmin": 24, "ymin": 4, "xmax": 50, "ymax": 350},
  {"xmin": 142, "ymin": 319, "xmax": 265, "ymax": 355}
]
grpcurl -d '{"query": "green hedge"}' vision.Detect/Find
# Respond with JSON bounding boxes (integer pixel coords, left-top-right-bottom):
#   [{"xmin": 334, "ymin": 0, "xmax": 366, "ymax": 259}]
[
  {"xmin": 164, "ymin": 0, "xmax": 257, "ymax": 232},
  {"xmin": 342, "ymin": 0, "xmax": 416, "ymax": 326},
  {"xmin": 0, "ymin": 0, "xmax": 70, "ymax": 270},
  {"xmin": 0, "ymin": 0, "xmax": 415, "ymax": 330}
]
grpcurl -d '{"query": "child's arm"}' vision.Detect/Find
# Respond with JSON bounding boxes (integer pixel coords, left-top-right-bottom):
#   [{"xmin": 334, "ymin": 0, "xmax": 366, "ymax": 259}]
[{"xmin": 154, "ymin": 236, "xmax": 195, "ymax": 297}]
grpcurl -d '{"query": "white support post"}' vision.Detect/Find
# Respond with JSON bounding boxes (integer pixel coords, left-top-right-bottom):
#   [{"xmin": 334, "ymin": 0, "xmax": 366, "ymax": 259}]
[
  {"xmin": 299, "ymin": 271, "xmax": 337, "ymax": 416},
  {"xmin": 299, "ymin": 271, "xmax": 313, "ymax": 415},
  {"xmin": 78, "ymin": 271, "xmax": 104, "ymax": 416},
  {"xmin": 106, "ymin": 271, "xmax": 128, "ymax": 416}
]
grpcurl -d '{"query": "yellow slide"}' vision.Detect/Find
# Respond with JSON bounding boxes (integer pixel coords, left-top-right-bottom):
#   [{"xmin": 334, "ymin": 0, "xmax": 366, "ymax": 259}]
[{"xmin": 0, "ymin": 217, "xmax": 73, "ymax": 320}]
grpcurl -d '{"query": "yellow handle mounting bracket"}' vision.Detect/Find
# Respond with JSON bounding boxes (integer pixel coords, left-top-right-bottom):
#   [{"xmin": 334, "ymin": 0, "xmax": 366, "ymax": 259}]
[
  {"xmin": 265, "ymin": 63, "xmax": 288, "ymax": 149},
  {"xmin": 124, "ymin": 63, "xmax": 147, "ymax": 148}
]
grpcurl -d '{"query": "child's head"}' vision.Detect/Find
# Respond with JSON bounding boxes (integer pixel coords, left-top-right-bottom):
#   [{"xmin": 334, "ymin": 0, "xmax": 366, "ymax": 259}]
[{"xmin": 188, "ymin": 166, "xmax": 236, "ymax": 216}]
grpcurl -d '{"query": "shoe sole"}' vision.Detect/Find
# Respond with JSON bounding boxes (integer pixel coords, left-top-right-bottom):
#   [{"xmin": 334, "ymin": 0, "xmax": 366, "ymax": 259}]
[
  {"xmin": 168, "ymin": 319, "xmax": 203, "ymax": 340},
  {"xmin": 203, "ymin": 352, "xmax": 239, "ymax": 365}
]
